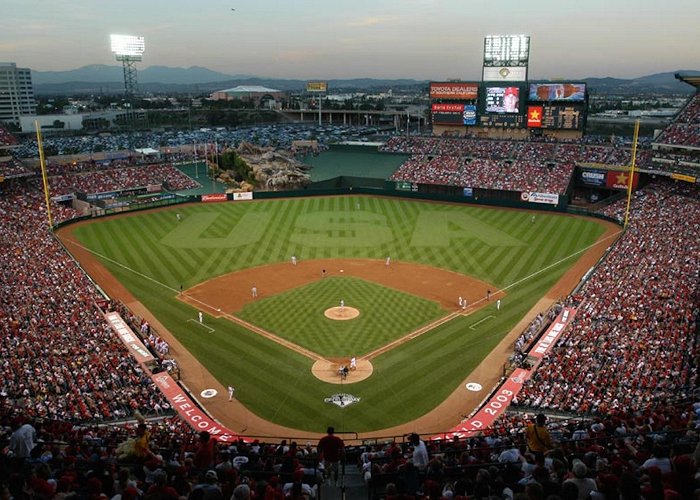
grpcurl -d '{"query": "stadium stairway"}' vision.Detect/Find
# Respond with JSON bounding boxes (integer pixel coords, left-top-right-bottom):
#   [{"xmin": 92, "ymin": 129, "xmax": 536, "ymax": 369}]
[{"xmin": 321, "ymin": 464, "xmax": 367, "ymax": 500}]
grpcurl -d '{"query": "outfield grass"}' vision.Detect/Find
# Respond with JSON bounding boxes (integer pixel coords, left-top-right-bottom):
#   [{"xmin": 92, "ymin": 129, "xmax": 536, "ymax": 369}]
[
  {"xmin": 70, "ymin": 196, "xmax": 607, "ymax": 432},
  {"xmin": 237, "ymin": 276, "xmax": 445, "ymax": 357}
]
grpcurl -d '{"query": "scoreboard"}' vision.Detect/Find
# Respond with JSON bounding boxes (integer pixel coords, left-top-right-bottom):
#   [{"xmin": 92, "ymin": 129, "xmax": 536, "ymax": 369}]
[
  {"xmin": 527, "ymin": 105, "xmax": 583, "ymax": 130},
  {"xmin": 480, "ymin": 114, "xmax": 525, "ymax": 128}
]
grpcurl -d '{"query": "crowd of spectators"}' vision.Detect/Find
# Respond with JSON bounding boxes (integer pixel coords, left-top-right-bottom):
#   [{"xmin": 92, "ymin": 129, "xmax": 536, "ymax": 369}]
[
  {"xmin": 2, "ymin": 394, "xmax": 699, "ymax": 500},
  {"xmin": 0, "ymin": 158, "xmax": 33, "ymax": 179},
  {"xmin": 382, "ymin": 137, "xmax": 660, "ymax": 193},
  {"xmin": 654, "ymin": 94, "xmax": 700, "ymax": 147},
  {"xmin": 655, "ymin": 123, "xmax": 700, "ymax": 148},
  {"xmin": 46, "ymin": 163, "xmax": 200, "ymax": 196},
  {"xmin": 389, "ymin": 156, "xmax": 576, "ymax": 194},
  {"xmin": 1, "ymin": 121, "xmax": 699, "ymax": 498},
  {"xmin": 0, "ymin": 180, "xmax": 171, "ymax": 424},
  {"xmin": 0, "ymin": 126, "xmax": 18, "ymax": 146},
  {"xmin": 515, "ymin": 179, "xmax": 700, "ymax": 416},
  {"xmin": 361, "ymin": 400, "xmax": 699, "ymax": 499},
  {"xmin": 508, "ymin": 303, "xmax": 564, "ymax": 370}
]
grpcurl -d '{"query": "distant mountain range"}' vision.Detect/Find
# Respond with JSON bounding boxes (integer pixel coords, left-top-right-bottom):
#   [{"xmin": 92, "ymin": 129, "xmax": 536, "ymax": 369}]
[{"xmin": 30, "ymin": 65, "xmax": 700, "ymax": 95}]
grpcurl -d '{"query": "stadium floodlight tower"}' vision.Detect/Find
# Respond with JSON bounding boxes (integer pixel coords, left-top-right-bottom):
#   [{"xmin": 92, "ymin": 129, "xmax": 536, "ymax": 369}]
[{"xmin": 110, "ymin": 34, "xmax": 145, "ymax": 97}]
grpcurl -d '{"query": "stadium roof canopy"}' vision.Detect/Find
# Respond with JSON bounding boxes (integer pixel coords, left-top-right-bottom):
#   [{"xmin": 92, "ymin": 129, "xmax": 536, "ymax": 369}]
[
  {"xmin": 218, "ymin": 85, "xmax": 281, "ymax": 93},
  {"xmin": 675, "ymin": 73, "xmax": 700, "ymax": 90},
  {"xmin": 134, "ymin": 147, "xmax": 159, "ymax": 155}
]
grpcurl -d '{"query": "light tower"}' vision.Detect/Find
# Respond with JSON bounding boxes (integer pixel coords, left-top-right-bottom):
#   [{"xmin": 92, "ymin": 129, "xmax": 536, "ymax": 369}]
[{"xmin": 110, "ymin": 34, "xmax": 145, "ymax": 97}]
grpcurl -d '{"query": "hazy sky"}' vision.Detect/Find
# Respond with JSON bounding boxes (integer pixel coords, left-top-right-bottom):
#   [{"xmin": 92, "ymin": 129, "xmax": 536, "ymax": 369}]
[{"xmin": 2, "ymin": 0, "xmax": 698, "ymax": 80}]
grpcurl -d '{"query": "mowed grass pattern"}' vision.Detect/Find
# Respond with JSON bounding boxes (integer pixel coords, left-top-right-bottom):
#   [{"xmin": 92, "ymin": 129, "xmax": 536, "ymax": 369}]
[
  {"xmin": 237, "ymin": 276, "xmax": 445, "ymax": 357},
  {"xmin": 70, "ymin": 196, "xmax": 609, "ymax": 432}
]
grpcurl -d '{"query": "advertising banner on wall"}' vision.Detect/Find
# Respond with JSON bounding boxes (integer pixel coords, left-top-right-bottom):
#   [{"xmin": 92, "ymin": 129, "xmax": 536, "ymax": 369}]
[
  {"xmin": 151, "ymin": 372, "xmax": 239, "ymax": 442},
  {"xmin": 527, "ymin": 106, "xmax": 543, "ymax": 128},
  {"xmin": 520, "ymin": 192, "xmax": 559, "ymax": 205},
  {"xmin": 429, "ymin": 82, "xmax": 479, "ymax": 100},
  {"xmin": 578, "ymin": 168, "xmax": 607, "ymax": 186},
  {"xmin": 232, "ymin": 192, "xmax": 254, "ymax": 201},
  {"xmin": 431, "ymin": 103, "xmax": 477, "ymax": 125},
  {"xmin": 606, "ymin": 171, "xmax": 639, "ymax": 190},
  {"xmin": 201, "ymin": 193, "xmax": 228, "ymax": 202}
]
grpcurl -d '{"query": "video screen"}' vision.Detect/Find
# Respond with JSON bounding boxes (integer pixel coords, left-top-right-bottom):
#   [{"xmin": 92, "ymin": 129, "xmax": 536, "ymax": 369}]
[
  {"xmin": 529, "ymin": 83, "xmax": 586, "ymax": 102},
  {"xmin": 485, "ymin": 86, "xmax": 520, "ymax": 114}
]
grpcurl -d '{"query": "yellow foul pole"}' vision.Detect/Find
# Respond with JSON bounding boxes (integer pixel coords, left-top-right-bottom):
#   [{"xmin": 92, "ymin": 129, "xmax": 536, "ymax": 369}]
[
  {"xmin": 623, "ymin": 119, "xmax": 640, "ymax": 228},
  {"xmin": 35, "ymin": 120, "xmax": 54, "ymax": 230}
]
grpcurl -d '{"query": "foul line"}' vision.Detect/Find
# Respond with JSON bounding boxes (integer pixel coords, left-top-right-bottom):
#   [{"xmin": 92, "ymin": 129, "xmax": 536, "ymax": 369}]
[
  {"xmin": 469, "ymin": 315, "xmax": 495, "ymax": 330},
  {"xmin": 62, "ymin": 228, "xmax": 622, "ymax": 362},
  {"xmin": 468, "ymin": 229, "xmax": 623, "ymax": 310},
  {"xmin": 187, "ymin": 319, "xmax": 215, "ymax": 333}
]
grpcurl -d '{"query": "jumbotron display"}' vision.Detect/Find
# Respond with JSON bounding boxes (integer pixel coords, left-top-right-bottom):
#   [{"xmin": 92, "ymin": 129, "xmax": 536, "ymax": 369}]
[
  {"xmin": 485, "ymin": 86, "xmax": 520, "ymax": 114},
  {"xmin": 529, "ymin": 83, "xmax": 586, "ymax": 102}
]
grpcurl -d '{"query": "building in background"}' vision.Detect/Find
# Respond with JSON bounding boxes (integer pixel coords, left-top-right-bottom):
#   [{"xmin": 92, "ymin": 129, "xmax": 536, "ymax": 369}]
[
  {"xmin": 0, "ymin": 63, "xmax": 36, "ymax": 126},
  {"xmin": 210, "ymin": 85, "xmax": 284, "ymax": 108}
]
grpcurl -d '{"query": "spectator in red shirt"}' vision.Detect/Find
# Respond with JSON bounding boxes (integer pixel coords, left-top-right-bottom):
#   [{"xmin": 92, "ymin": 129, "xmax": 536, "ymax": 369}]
[
  {"xmin": 193, "ymin": 431, "xmax": 217, "ymax": 471},
  {"xmin": 317, "ymin": 426, "xmax": 344, "ymax": 485}
]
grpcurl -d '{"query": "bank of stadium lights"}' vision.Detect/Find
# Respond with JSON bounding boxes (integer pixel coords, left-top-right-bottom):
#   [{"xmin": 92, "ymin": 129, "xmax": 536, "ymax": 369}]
[
  {"xmin": 110, "ymin": 34, "xmax": 145, "ymax": 97},
  {"xmin": 483, "ymin": 34, "xmax": 530, "ymax": 65}
]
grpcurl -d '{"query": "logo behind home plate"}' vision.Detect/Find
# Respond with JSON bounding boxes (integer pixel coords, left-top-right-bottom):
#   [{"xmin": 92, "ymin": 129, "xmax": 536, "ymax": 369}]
[{"xmin": 324, "ymin": 393, "xmax": 360, "ymax": 408}]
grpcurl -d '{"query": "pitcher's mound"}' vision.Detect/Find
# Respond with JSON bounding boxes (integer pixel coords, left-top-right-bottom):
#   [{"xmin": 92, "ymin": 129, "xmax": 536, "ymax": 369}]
[{"xmin": 324, "ymin": 306, "xmax": 360, "ymax": 320}]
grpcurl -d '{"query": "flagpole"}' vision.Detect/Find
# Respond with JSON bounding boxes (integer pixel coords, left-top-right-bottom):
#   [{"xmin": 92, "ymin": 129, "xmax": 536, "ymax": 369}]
[
  {"xmin": 623, "ymin": 119, "xmax": 640, "ymax": 228},
  {"xmin": 35, "ymin": 120, "xmax": 53, "ymax": 230}
]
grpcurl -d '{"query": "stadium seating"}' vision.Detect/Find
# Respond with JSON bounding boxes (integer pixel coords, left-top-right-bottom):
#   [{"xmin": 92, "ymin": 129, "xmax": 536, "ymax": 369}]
[
  {"xmin": 516, "ymin": 180, "xmax": 700, "ymax": 415},
  {"xmin": 1, "ymin": 134, "xmax": 698, "ymax": 499}
]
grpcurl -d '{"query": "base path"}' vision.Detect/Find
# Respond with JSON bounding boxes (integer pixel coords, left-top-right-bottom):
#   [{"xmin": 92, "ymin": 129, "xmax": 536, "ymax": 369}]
[
  {"xmin": 179, "ymin": 258, "xmax": 495, "ymax": 316},
  {"xmin": 56, "ymin": 214, "xmax": 621, "ymax": 441}
]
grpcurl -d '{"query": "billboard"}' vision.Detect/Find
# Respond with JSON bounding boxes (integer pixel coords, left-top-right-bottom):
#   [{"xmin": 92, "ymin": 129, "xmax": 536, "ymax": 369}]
[
  {"xmin": 485, "ymin": 86, "xmax": 521, "ymax": 114},
  {"xmin": 527, "ymin": 106, "xmax": 543, "ymax": 128},
  {"xmin": 429, "ymin": 82, "xmax": 478, "ymax": 100},
  {"xmin": 578, "ymin": 168, "xmax": 607, "ymax": 187},
  {"xmin": 528, "ymin": 104, "xmax": 584, "ymax": 130},
  {"xmin": 482, "ymin": 66, "xmax": 527, "ymax": 82},
  {"xmin": 529, "ymin": 83, "xmax": 586, "ymax": 102},
  {"xmin": 306, "ymin": 81, "xmax": 328, "ymax": 92},
  {"xmin": 431, "ymin": 103, "xmax": 477, "ymax": 125},
  {"xmin": 607, "ymin": 171, "xmax": 639, "ymax": 190},
  {"xmin": 521, "ymin": 192, "xmax": 559, "ymax": 205}
]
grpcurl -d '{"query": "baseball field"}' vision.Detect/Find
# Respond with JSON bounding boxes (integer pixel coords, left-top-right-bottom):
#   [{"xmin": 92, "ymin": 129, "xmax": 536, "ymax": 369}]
[{"xmin": 59, "ymin": 195, "xmax": 616, "ymax": 436}]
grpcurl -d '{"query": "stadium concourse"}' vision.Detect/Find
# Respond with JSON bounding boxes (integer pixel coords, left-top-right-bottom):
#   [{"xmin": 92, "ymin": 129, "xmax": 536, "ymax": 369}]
[{"xmin": 0, "ymin": 94, "xmax": 699, "ymax": 498}]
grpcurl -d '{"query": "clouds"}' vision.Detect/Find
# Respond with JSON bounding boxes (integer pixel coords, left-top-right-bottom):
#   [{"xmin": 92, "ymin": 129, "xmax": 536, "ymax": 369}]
[{"xmin": 1, "ymin": 0, "xmax": 698, "ymax": 79}]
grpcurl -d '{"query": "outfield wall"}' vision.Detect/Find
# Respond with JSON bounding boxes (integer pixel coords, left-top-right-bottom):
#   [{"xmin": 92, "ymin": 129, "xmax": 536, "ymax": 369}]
[{"xmin": 54, "ymin": 180, "xmax": 622, "ymax": 232}]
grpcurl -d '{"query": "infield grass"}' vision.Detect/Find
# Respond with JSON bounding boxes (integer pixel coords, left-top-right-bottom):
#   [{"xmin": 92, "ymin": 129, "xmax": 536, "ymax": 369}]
[
  {"xmin": 69, "ymin": 196, "xmax": 609, "ymax": 432},
  {"xmin": 237, "ymin": 276, "xmax": 445, "ymax": 357}
]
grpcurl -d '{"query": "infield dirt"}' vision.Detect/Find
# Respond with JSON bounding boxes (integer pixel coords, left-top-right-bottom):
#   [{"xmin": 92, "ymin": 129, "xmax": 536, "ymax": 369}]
[{"xmin": 57, "ymin": 214, "xmax": 620, "ymax": 441}]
